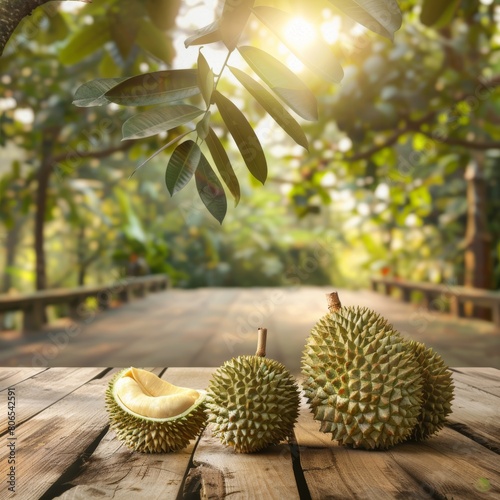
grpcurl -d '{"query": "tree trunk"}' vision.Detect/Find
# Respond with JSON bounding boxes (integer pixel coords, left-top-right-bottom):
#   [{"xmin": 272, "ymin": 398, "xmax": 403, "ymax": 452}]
[
  {"xmin": 35, "ymin": 131, "xmax": 57, "ymax": 291},
  {"xmin": 463, "ymin": 154, "xmax": 492, "ymax": 319},
  {"xmin": 0, "ymin": 0, "xmax": 86, "ymax": 56},
  {"xmin": 1, "ymin": 221, "xmax": 22, "ymax": 293}
]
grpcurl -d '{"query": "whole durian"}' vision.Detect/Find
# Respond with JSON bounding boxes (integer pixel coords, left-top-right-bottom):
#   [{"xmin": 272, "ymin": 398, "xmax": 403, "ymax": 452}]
[
  {"xmin": 105, "ymin": 367, "xmax": 206, "ymax": 453},
  {"xmin": 301, "ymin": 293, "xmax": 423, "ymax": 450},
  {"xmin": 205, "ymin": 328, "xmax": 300, "ymax": 453},
  {"xmin": 406, "ymin": 341, "xmax": 454, "ymax": 440}
]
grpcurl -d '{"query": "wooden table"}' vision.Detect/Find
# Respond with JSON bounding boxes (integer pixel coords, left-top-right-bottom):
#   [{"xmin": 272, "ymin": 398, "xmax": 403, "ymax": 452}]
[{"xmin": 1, "ymin": 367, "xmax": 499, "ymax": 499}]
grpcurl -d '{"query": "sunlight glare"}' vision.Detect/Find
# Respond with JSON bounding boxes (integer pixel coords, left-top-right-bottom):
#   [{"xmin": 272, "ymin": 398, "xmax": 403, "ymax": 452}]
[{"xmin": 283, "ymin": 17, "xmax": 317, "ymax": 48}]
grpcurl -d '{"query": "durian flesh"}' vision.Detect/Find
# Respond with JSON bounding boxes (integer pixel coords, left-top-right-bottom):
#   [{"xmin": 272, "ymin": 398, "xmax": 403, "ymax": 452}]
[
  {"xmin": 205, "ymin": 356, "xmax": 300, "ymax": 453},
  {"xmin": 106, "ymin": 368, "xmax": 206, "ymax": 453},
  {"xmin": 302, "ymin": 307, "xmax": 423, "ymax": 450}
]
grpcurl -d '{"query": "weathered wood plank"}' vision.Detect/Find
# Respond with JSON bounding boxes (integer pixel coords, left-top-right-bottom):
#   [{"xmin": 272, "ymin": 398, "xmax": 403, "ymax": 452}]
[
  {"xmin": 56, "ymin": 367, "xmax": 212, "ymax": 500},
  {"xmin": 452, "ymin": 367, "xmax": 500, "ymax": 397},
  {"xmin": 294, "ymin": 396, "xmax": 423, "ymax": 499},
  {"xmin": 389, "ymin": 428, "xmax": 500, "ymax": 499},
  {"xmin": 186, "ymin": 429, "xmax": 300, "ymax": 499},
  {"xmin": 0, "ymin": 367, "xmax": 107, "ymax": 435},
  {"xmin": 296, "ymin": 368, "xmax": 500, "ymax": 500},
  {"xmin": 8, "ymin": 370, "xmax": 116, "ymax": 499},
  {"xmin": 183, "ymin": 366, "xmax": 300, "ymax": 500},
  {"xmin": 447, "ymin": 375, "xmax": 500, "ymax": 452},
  {"xmin": 0, "ymin": 367, "xmax": 47, "ymax": 390}
]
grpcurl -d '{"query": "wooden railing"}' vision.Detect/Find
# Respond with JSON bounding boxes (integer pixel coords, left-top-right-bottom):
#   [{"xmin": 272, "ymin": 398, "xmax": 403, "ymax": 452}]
[
  {"xmin": 371, "ymin": 277, "xmax": 500, "ymax": 326},
  {"xmin": 0, "ymin": 274, "xmax": 168, "ymax": 332}
]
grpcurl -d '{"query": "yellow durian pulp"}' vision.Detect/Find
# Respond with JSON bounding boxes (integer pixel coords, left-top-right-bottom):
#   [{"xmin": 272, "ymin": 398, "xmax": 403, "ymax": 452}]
[
  {"xmin": 114, "ymin": 367, "xmax": 200, "ymax": 419},
  {"xmin": 105, "ymin": 367, "xmax": 207, "ymax": 453}
]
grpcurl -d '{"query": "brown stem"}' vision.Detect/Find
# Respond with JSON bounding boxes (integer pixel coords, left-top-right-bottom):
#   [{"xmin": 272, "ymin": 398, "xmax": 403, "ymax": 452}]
[
  {"xmin": 255, "ymin": 328, "xmax": 267, "ymax": 357},
  {"xmin": 326, "ymin": 292, "xmax": 342, "ymax": 313}
]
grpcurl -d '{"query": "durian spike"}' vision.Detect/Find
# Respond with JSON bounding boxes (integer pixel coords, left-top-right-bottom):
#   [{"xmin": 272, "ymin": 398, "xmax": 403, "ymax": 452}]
[
  {"xmin": 255, "ymin": 327, "xmax": 267, "ymax": 357},
  {"xmin": 326, "ymin": 292, "xmax": 342, "ymax": 313}
]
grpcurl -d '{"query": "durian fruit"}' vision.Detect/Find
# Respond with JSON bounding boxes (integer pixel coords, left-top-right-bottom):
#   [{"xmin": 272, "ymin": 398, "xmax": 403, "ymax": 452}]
[
  {"xmin": 205, "ymin": 328, "xmax": 300, "ymax": 453},
  {"xmin": 406, "ymin": 341, "xmax": 454, "ymax": 440},
  {"xmin": 301, "ymin": 292, "xmax": 423, "ymax": 450},
  {"xmin": 105, "ymin": 367, "xmax": 206, "ymax": 453}
]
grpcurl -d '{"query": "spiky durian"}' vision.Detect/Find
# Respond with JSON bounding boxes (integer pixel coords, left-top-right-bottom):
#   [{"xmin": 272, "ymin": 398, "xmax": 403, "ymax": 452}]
[
  {"xmin": 301, "ymin": 293, "xmax": 423, "ymax": 450},
  {"xmin": 105, "ymin": 367, "xmax": 206, "ymax": 453},
  {"xmin": 205, "ymin": 328, "xmax": 300, "ymax": 453},
  {"xmin": 406, "ymin": 341, "xmax": 454, "ymax": 440}
]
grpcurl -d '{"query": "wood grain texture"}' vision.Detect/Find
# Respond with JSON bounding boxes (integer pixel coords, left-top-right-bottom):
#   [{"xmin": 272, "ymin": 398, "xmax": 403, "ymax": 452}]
[
  {"xmin": 296, "ymin": 369, "xmax": 500, "ymax": 500},
  {"xmin": 0, "ymin": 367, "xmax": 107, "ymax": 434},
  {"xmin": 452, "ymin": 367, "xmax": 500, "ymax": 397},
  {"xmin": 447, "ymin": 371, "xmax": 500, "ymax": 452},
  {"xmin": 183, "ymin": 366, "xmax": 301, "ymax": 500},
  {"xmin": 187, "ymin": 427, "xmax": 300, "ymax": 499},
  {"xmin": 9, "ymin": 371, "xmax": 116, "ymax": 499},
  {"xmin": 1, "ymin": 367, "xmax": 498, "ymax": 499},
  {"xmin": 56, "ymin": 367, "xmax": 213, "ymax": 499},
  {"xmin": 0, "ymin": 367, "xmax": 47, "ymax": 390},
  {"xmin": 294, "ymin": 396, "xmax": 423, "ymax": 499}
]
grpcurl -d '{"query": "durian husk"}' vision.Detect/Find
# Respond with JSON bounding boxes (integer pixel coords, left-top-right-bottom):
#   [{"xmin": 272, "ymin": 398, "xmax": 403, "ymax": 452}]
[
  {"xmin": 406, "ymin": 341, "xmax": 454, "ymax": 440},
  {"xmin": 205, "ymin": 355, "xmax": 300, "ymax": 453},
  {"xmin": 105, "ymin": 368, "xmax": 206, "ymax": 453},
  {"xmin": 302, "ymin": 307, "xmax": 423, "ymax": 450}
]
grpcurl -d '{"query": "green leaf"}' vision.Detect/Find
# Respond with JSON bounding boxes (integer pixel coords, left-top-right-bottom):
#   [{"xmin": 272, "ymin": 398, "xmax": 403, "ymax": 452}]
[
  {"xmin": 229, "ymin": 66, "xmax": 308, "ymax": 150},
  {"xmin": 238, "ymin": 46, "xmax": 317, "ymax": 121},
  {"xmin": 220, "ymin": 0, "xmax": 255, "ymax": 51},
  {"xmin": 73, "ymin": 78, "xmax": 128, "ymax": 107},
  {"xmin": 105, "ymin": 69, "xmax": 199, "ymax": 106},
  {"xmin": 420, "ymin": 0, "xmax": 459, "ymax": 27},
  {"xmin": 165, "ymin": 140, "xmax": 201, "ymax": 195},
  {"xmin": 136, "ymin": 18, "xmax": 175, "ymax": 64},
  {"xmin": 184, "ymin": 20, "xmax": 222, "ymax": 47},
  {"xmin": 59, "ymin": 18, "xmax": 110, "ymax": 65},
  {"xmin": 195, "ymin": 152, "xmax": 227, "ymax": 224},
  {"xmin": 213, "ymin": 91, "xmax": 267, "ymax": 184},
  {"xmin": 205, "ymin": 127, "xmax": 241, "ymax": 205},
  {"xmin": 197, "ymin": 51, "xmax": 214, "ymax": 106},
  {"xmin": 328, "ymin": 0, "xmax": 402, "ymax": 40},
  {"xmin": 252, "ymin": 7, "xmax": 343, "ymax": 84},
  {"xmin": 123, "ymin": 104, "xmax": 204, "ymax": 140},
  {"xmin": 196, "ymin": 112, "xmax": 211, "ymax": 140}
]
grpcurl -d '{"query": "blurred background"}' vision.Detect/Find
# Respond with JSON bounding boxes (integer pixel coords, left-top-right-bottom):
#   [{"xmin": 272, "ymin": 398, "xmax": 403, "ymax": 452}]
[{"xmin": 0, "ymin": 0, "xmax": 499, "ymax": 372}]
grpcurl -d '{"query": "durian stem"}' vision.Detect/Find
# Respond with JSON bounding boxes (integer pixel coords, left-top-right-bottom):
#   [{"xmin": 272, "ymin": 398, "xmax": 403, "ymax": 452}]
[
  {"xmin": 255, "ymin": 328, "xmax": 267, "ymax": 357},
  {"xmin": 326, "ymin": 292, "xmax": 342, "ymax": 313}
]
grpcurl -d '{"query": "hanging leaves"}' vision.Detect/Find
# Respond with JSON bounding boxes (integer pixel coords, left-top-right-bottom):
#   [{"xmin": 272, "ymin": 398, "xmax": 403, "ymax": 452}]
[
  {"xmin": 165, "ymin": 140, "xmax": 201, "ymax": 195},
  {"xmin": 252, "ymin": 6, "xmax": 344, "ymax": 84},
  {"xmin": 229, "ymin": 66, "xmax": 309, "ymax": 150},
  {"xmin": 122, "ymin": 104, "xmax": 204, "ymax": 140},
  {"xmin": 238, "ymin": 46, "xmax": 318, "ymax": 121},
  {"xmin": 184, "ymin": 20, "xmax": 222, "ymax": 48},
  {"xmin": 73, "ymin": 78, "xmax": 128, "ymax": 107},
  {"xmin": 328, "ymin": 0, "xmax": 402, "ymax": 40},
  {"xmin": 205, "ymin": 127, "xmax": 241, "ymax": 206},
  {"xmin": 195, "ymin": 152, "xmax": 227, "ymax": 224},
  {"xmin": 213, "ymin": 90, "xmax": 267, "ymax": 184},
  {"xmin": 197, "ymin": 52, "xmax": 214, "ymax": 106},
  {"xmin": 105, "ymin": 69, "xmax": 200, "ymax": 106},
  {"xmin": 73, "ymin": 0, "xmax": 404, "ymax": 223}
]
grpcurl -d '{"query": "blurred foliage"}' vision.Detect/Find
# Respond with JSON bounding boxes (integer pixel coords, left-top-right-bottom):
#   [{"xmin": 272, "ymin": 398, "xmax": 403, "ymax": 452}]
[{"xmin": 0, "ymin": 0, "xmax": 499, "ymax": 298}]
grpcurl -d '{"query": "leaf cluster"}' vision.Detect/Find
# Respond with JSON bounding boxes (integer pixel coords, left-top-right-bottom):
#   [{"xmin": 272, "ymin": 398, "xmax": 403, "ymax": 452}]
[{"xmin": 75, "ymin": 0, "xmax": 402, "ymax": 222}]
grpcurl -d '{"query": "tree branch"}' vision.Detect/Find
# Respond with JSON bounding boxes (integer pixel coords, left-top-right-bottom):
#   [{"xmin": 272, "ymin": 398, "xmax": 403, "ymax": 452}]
[
  {"xmin": 0, "ymin": 0, "xmax": 89, "ymax": 56},
  {"xmin": 51, "ymin": 140, "xmax": 134, "ymax": 164},
  {"xmin": 340, "ymin": 111, "xmax": 437, "ymax": 163},
  {"xmin": 419, "ymin": 131, "xmax": 500, "ymax": 150}
]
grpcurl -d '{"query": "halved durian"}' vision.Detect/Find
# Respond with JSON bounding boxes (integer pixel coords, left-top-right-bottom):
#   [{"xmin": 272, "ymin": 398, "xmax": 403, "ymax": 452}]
[{"xmin": 105, "ymin": 367, "xmax": 206, "ymax": 453}]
